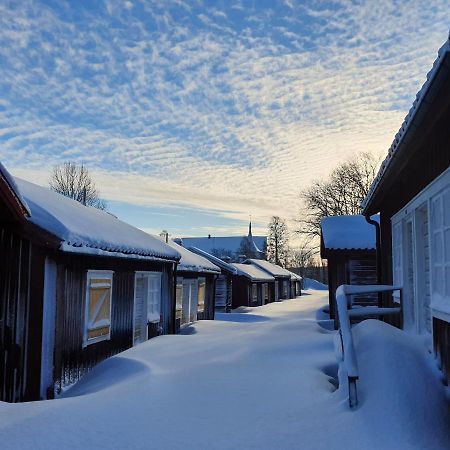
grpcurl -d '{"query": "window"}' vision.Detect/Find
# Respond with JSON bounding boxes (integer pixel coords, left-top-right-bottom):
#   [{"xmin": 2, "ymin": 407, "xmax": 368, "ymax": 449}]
[
  {"xmin": 176, "ymin": 278, "xmax": 183, "ymax": 320},
  {"xmin": 252, "ymin": 283, "xmax": 258, "ymax": 304},
  {"xmin": 391, "ymin": 221, "xmax": 403, "ymax": 302},
  {"xmin": 133, "ymin": 272, "xmax": 162, "ymax": 345},
  {"xmin": 430, "ymin": 187, "xmax": 450, "ymax": 299},
  {"xmin": 262, "ymin": 283, "xmax": 269, "ymax": 304},
  {"xmin": 84, "ymin": 271, "xmax": 113, "ymax": 347},
  {"xmin": 182, "ymin": 279, "xmax": 198, "ymax": 324},
  {"xmin": 198, "ymin": 277, "xmax": 206, "ymax": 313},
  {"xmin": 146, "ymin": 273, "xmax": 162, "ymax": 323}
]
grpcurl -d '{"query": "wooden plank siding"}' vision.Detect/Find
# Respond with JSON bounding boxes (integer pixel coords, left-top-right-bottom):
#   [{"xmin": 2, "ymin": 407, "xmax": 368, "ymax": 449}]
[
  {"xmin": 433, "ymin": 317, "xmax": 450, "ymax": 386},
  {"xmin": 52, "ymin": 254, "xmax": 175, "ymax": 396},
  {"xmin": 325, "ymin": 251, "xmax": 377, "ymax": 327},
  {"xmin": 0, "ymin": 226, "xmax": 47, "ymax": 402}
]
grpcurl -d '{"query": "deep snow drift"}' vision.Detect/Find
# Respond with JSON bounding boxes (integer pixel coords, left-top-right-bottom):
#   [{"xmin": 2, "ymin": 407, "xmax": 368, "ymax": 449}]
[{"xmin": 0, "ymin": 290, "xmax": 448, "ymax": 449}]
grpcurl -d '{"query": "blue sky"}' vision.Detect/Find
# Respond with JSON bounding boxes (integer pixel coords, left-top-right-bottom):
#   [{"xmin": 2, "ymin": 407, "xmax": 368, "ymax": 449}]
[{"xmin": 0, "ymin": 0, "xmax": 449, "ymax": 239}]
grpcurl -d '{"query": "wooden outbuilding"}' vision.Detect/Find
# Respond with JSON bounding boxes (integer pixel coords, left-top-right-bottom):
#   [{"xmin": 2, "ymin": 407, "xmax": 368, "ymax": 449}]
[
  {"xmin": 320, "ymin": 215, "xmax": 378, "ymax": 324},
  {"xmin": 188, "ymin": 247, "xmax": 237, "ymax": 313},
  {"xmin": 287, "ymin": 270, "xmax": 303, "ymax": 298},
  {"xmin": 361, "ymin": 38, "xmax": 450, "ymax": 385},
  {"xmin": 231, "ymin": 263, "xmax": 275, "ymax": 308},
  {"xmin": 0, "ymin": 164, "xmax": 180, "ymax": 402},
  {"xmin": 167, "ymin": 241, "xmax": 220, "ymax": 328},
  {"xmin": 245, "ymin": 259, "xmax": 292, "ymax": 301}
]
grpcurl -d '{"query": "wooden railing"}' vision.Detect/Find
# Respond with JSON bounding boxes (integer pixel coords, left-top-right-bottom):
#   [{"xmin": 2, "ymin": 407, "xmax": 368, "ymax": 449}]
[{"xmin": 335, "ymin": 284, "xmax": 402, "ymax": 408}]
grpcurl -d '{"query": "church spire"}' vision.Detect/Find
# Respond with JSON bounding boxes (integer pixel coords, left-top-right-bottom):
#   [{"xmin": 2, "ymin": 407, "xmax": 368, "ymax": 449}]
[{"xmin": 248, "ymin": 216, "xmax": 253, "ymax": 238}]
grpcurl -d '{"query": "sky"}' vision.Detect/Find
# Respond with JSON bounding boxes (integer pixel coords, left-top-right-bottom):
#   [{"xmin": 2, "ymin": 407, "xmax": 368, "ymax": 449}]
[{"xmin": 0, "ymin": 0, "xmax": 449, "ymax": 240}]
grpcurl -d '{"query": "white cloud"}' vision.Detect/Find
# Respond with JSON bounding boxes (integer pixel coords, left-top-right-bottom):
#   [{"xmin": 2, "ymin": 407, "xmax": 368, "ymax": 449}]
[{"xmin": 0, "ymin": 0, "xmax": 449, "ymax": 236}]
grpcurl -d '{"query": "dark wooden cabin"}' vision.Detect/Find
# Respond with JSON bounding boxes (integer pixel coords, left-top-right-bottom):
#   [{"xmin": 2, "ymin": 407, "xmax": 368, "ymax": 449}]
[
  {"xmin": 246, "ymin": 259, "xmax": 292, "ymax": 301},
  {"xmin": 188, "ymin": 247, "xmax": 237, "ymax": 313},
  {"xmin": 167, "ymin": 241, "xmax": 220, "ymax": 328},
  {"xmin": 0, "ymin": 165, "xmax": 180, "ymax": 402},
  {"xmin": 320, "ymin": 215, "xmax": 378, "ymax": 324},
  {"xmin": 361, "ymin": 38, "xmax": 450, "ymax": 386},
  {"xmin": 231, "ymin": 263, "xmax": 275, "ymax": 308},
  {"xmin": 287, "ymin": 270, "xmax": 303, "ymax": 298}
]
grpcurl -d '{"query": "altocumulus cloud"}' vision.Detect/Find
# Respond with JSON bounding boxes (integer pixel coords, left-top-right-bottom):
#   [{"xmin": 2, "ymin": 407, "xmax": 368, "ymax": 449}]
[{"xmin": 0, "ymin": 0, "xmax": 449, "ymax": 235}]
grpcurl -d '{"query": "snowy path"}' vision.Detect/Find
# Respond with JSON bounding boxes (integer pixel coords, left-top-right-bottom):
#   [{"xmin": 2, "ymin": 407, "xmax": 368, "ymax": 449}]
[{"xmin": 0, "ymin": 290, "xmax": 449, "ymax": 449}]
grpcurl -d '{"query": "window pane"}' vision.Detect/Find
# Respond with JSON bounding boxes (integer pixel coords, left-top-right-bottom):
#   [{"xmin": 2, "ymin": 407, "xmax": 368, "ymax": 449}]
[
  {"xmin": 444, "ymin": 189, "xmax": 450, "ymax": 226},
  {"xmin": 176, "ymin": 284, "xmax": 183, "ymax": 319},
  {"xmin": 433, "ymin": 266, "xmax": 444, "ymax": 296},
  {"xmin": 86, "ymin": 275, "xmax": 112, "ymax": 345},
  {"xmin": 198, "ymin": 280, "xmax": 206, "ymax": 313},
  {"xmin": 147, "ymin": 274, "xmax": 161, "ymax": 322},
  {"xmin": 432, "ymin": 232, "xmax": 443, "ymax": 263}
]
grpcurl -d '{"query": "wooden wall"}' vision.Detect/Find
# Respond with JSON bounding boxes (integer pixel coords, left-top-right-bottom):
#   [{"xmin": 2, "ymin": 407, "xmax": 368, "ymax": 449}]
[
  {"xmin": 326, "ymin": 251, "xmax": 376, "ymax": 323},
  {"xmin": 231, "ymin": 276, "xmax": 250, "ymax": 308},
  {"xmin": 0, "ymin": 226, "xmax": 46, "ymax": 402},
  {"xmin": 52, "ymin": 254, "xmax": 174, "ymax": 395},
  {"xmin": 215, "ymin": 273, "xmax": 233, "ymax": 312},
  {"xmin": 433, "ymin": 317, "xmax": 450, "ymax": 386}
]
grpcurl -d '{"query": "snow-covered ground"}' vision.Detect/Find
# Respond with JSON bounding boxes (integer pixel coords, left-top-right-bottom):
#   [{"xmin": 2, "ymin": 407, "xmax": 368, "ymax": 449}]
[{"xmin": 0, "ymin": 289, "xmax": 448, "ymax": 449}]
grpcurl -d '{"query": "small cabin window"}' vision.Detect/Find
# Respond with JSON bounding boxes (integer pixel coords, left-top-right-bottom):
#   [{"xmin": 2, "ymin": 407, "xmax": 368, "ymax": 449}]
[
  {"xmin": 198, "ymin": 277, "xmax": 206, "ymax": 313},
  {"xmin": 176, "ymin": 278, "xmax": 183, "ymax": 320},
  {"xmin": 147, "ymin": 273, "xmax": 162, "ymax": 323},
  {"xmin": 252, "ymin": 284, "xmax": 258, "ymax": 304},
  {"xmin": 263, "ymin": 283, "xmax": 269, "ymax": 303},
  {"xmin": 84, "ymin": 271, "xmax": 113, "ymax": 347}
]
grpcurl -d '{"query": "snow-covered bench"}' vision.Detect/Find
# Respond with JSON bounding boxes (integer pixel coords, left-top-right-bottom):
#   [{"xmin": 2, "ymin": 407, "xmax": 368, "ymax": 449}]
[{"xmin": 335, "ymin": 284, "xmax": 402, "ymax": 408}]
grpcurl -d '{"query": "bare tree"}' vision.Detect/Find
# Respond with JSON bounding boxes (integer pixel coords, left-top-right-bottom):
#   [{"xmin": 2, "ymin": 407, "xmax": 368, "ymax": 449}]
[
  {"xmin": 49, "ymin": 162, "xmax": 107, "ymax": 210},
  {"xmin": 267, "ymin": 216, "xmax": 289, "ymax": 267},
  {"xmin": 287, "ymin": 240, "xmax": 318, "ymax": 276},
  {"xmin": 297, "ymin": 152, "xmax": 380, "ymax": 239}
]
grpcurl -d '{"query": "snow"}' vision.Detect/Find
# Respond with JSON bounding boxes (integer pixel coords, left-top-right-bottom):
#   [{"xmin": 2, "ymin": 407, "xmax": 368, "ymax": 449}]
[
  {"xmin": 15, "ymin": 178, "xmax": 180, "ymax": 262},
  {"xmin": 232, "ymin": 262, "xmax": 275, "ymax": 281},
  {"xmin": 0, "ymin": 162, "xmax": 31, "ymax": 216},
  {"xmin": 321, "ymin": 215, "xmax": 379, "ymax": 250},
  {"xmin": 246, "ymin": 259, "xmax": 292, "ymax": 278},
  {"xmin": 303, "ymin": 278, "xmax": 328, "ymax": 290},
  {"xmin": 166, "ymin": 240, "xmax": 221, "ymax": 274},
  {"xmin": 431, "ymin": 293, "xmax": 450, "ymax": 317},
  {"xmin": 181, "ymin": 235, "xmax": 267, "ymax": 256},
  {"xmin": 188, "ymin": 247, "xmax": 238, "ymax": 275},
  {"xmin": 1, "ymin": 291, "xmax": 448, "ymax": 450}
]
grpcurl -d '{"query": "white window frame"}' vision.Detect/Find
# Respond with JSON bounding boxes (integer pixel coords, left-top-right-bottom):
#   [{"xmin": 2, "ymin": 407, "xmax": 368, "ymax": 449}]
[
  {"xmin": 176, "ymin": 277, "xmax": 183, "ymax": 320},
  {"xmin": 391, "ymin": 166, "xmax": 450, "ymax": 332},
  {"xmin": 197, "ymin": 277, "xmax": 206, "ymax": 313},
  {"xmin": 135, "ymin": 271, "xmax": 162, "ymax": 323},
  {"xmin": 83, "ymin": 270, "xmax": 114, "ymax": 348}
]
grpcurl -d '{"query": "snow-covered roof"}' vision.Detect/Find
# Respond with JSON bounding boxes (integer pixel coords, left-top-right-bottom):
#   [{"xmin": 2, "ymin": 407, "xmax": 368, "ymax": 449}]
[
  {"xmin": 166, "ymin": 241, "xmax": 221, "ymax": 274},
  {"xmin": 232, "ymin": 263, "xmax": 275, "ymax": 282},
  {"xmin": 362, "ymin": 38, "xmax": 450, "ymax": 212},
  {"xmin": 188, "ymin": 247, "xmax": 237, "ymax": 275},
  {"xmin": 0, "ymin": 163, "xmax": 31, "ymax": 218},
  {"xmin": 15, "ymin": 178, "xmax": 180, "ymax": 262},
  {"xmin": 287, "ymin": 270, "xmax": 302, "ymax": 281},
  {"xmin": 181, "ymin": 235, "xmax": 266, "ymax": 256},
  {"xmin": 245, "ymin": 259, "xmax": 292, "ymax": 278},
  {"xmin": 321, "ymin": 215, "xmax": 378, "ymax": 251}
]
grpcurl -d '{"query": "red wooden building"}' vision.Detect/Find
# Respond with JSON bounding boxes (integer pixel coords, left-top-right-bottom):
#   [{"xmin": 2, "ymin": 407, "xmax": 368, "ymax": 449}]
[{"xmin": 0, "ymin": 164, "xmax": 180, "ymax": 401}]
